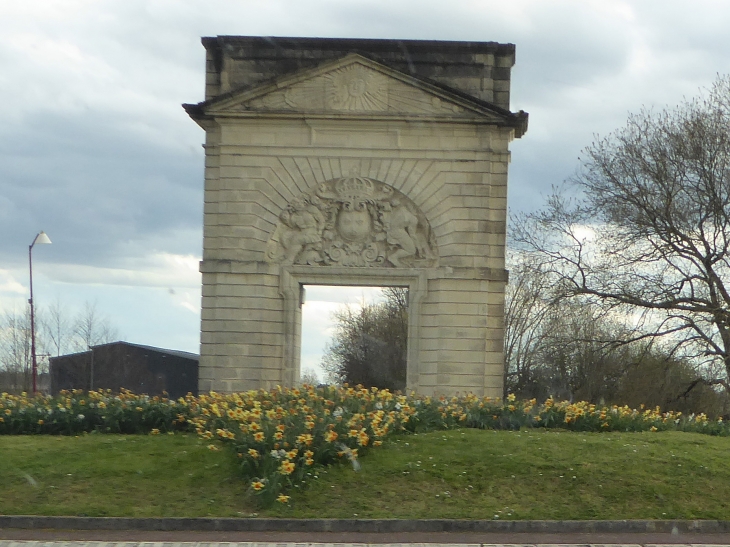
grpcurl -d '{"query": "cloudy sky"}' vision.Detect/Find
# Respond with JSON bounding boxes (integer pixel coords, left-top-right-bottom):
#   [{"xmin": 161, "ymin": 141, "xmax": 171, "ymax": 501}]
[{"xmin": 2, "ymin": 0, "xmax": 729, "ymax": 379}]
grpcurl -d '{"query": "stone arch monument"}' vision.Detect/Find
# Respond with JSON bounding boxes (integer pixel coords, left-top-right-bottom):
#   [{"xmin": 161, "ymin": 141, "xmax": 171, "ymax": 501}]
[{"xmin": 185, "ymin": 37, "xmax": 528, "ymax": 397}]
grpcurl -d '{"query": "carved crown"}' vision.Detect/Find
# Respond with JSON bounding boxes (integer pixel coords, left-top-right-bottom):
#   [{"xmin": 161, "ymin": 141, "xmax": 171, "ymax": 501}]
[{"xmin": 335, "ymin": 176, "xmax": 375, "ymax": 202}]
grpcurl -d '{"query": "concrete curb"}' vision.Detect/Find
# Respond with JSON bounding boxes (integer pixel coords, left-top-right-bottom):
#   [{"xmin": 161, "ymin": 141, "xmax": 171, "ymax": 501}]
[{"xmin": 2, "ymin": 517, "xmax": 730, "ymax": 534}]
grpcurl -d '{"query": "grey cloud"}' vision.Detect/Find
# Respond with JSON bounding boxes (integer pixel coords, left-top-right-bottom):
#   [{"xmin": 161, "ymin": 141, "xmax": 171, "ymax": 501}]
[
  {"xmin": 3, "ymin": 1, "xmax": 730, "ymax": 277},
  {"xmin": 0, "ymin": 109, "xmax": 203, "ymax": 271},
  {"xmin": 2, "ymin": 0, "xmax": 730, "ymax": 358}
]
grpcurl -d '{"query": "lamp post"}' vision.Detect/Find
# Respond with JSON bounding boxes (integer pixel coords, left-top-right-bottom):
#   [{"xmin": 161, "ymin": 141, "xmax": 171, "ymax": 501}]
[{"xmin": 29, "ymin": 231, "xmax": 52, "ymax": 394}]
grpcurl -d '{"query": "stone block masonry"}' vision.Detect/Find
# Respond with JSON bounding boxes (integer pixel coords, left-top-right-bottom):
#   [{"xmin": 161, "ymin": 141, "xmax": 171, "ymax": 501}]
[{"xmin": 185, "ymin": 36, "xmax": 527, "ymax": 396}]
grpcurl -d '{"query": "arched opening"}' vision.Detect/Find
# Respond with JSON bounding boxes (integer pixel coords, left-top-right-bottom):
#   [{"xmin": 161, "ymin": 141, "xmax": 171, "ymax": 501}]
[{"xmin": 300, "ymin": 285, "xmax": 408, "ymax": 390}]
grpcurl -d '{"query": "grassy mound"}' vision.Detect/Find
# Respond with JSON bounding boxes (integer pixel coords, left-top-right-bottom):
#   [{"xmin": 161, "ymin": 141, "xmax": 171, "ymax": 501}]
[
  {"xmin": 2, "ymin": 429, "xmax": 729, "ymax": 519},
  {"xmin": 3, "ymin": 387, "xmax": 729, "ymax": 509}
]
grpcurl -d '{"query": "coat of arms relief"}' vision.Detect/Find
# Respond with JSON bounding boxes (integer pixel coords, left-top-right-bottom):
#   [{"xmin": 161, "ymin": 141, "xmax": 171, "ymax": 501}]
[{"xmin": 266, "ymin": 176, "xmax": 437, "ymax": 268}]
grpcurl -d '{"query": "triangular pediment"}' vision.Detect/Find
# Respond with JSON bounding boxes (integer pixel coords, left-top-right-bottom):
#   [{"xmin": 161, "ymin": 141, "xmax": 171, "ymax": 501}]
[{"xmin": 199, "ymin": 54, "xmax": 518, "ymax": 124}]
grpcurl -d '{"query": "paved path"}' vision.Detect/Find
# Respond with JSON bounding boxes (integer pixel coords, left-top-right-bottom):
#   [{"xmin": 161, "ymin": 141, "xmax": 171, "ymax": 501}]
[
  {"xmin": 3, "ymin": 540, "xmax": 730, "ymax": 547},
  {"xmin": 3, "ymin": 535, "xmax": 730, "ymax": 546},
  {"xmin": 3, "ymin": 519, "xmax": 730, "ymax": 546}
]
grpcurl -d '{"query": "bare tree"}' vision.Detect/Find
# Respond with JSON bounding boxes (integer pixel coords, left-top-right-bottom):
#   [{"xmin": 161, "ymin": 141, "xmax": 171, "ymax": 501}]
[
  {"xmin": 322, "ymin": 287, "xmax": 408, "ymax": 391},
  {"xmin": 504, "ymin": 255, "xmax": 558, "ymax": 396},
  {"xmin": 299, "ymin": 368, "xmax": 320, "ymax": 386},
  {"xmin": 504, "ymin": 256, "xmax": 728, "ymax": 414},
  {"xmin": 504, "ymin": 256, "xmax": 632, "ymax": 401},
  {"xmin": 0, "ymin": 308, "xmax": 32, "ymax": 392},
  {"xmin": 72, "ymin": 302, "xmax": 119, "ymax": 351},
  {"xmin": 0, "ymin": 301, "xmax": 121, "ymax": 392},
  {"xmin": 513, "ymin": 75, "xmax": 730, "ymax": 390},
  {"xmin": 42, "ymin": 296, "xmax": 74, "ymax": 357}
]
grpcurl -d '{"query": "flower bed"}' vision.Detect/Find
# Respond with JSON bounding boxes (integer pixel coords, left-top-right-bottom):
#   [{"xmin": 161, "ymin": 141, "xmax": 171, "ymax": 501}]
[
  {"xmin": 2, "ymin": 386, "xmax": 727, "ymax": 506},
  {"xmin": 0, "ymin": 388, "xmax": 193, "ymax": 435}
]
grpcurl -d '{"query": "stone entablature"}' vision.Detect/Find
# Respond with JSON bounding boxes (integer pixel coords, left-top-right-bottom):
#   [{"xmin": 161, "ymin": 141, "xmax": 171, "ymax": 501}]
[
  {"xmin": 185, "ymin": 36, "xmax": 527, "ymax": 397},
  {"xmin": 200, "ymin": 36, "xmax": 518, "ymax": 110}
]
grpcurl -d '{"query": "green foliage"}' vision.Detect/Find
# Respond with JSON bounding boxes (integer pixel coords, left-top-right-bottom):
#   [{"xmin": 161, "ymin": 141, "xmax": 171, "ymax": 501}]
[
  {"xmin": 186, "ymin": 385, "xmax": 408, "ymax": 506},
  {"xmin": 617, "ymin": 355, "xmax": 728, "ymax": 416},
  {"xmin": 0, "ymin": 389, "xmax": 194, "ymax": 435}
]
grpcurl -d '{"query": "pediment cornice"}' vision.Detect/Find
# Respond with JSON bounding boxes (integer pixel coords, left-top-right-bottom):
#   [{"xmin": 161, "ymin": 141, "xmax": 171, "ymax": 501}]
[{"xmin": 184, "ymin": 54, "xmax": 527, "ymax": 135}]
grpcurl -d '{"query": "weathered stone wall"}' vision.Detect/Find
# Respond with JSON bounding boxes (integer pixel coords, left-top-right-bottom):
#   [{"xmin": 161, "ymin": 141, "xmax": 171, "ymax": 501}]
[
  {"xmin": 202, "ymin": 36, "xmax": 516, "ymax": 109},
  {"xmin": 187, "ymin": 37, "xmax": 526, "ymax": 397}
]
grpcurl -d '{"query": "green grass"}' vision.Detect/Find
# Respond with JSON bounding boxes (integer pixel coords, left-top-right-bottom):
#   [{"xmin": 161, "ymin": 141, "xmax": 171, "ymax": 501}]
[
  {"xmin": 3, "ymin": 429, "xmax": 730, "ymax": 519},
  {"xmin": 0, "ymin": 433, "xmax": 252, "ymax": 517}
]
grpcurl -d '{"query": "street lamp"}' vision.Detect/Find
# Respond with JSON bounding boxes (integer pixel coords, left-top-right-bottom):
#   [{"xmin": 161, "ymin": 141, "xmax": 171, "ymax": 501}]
[{"xmin": 29, "ymin": 230, "xmax": 51, "ymax": 394}]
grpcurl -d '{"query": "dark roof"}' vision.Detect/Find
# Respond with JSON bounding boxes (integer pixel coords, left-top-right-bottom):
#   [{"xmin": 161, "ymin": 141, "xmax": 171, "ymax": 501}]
[
  {"xmin": 50, "ymin": 341, "xmax": 199, "ymax": 361},
  {"xmin": 92, "ymin": 341, "xmax": 199, "ymax": 360},
  {"xmin": 48, "ymin": 348, "xmax": 92, "ymax": 360}
]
